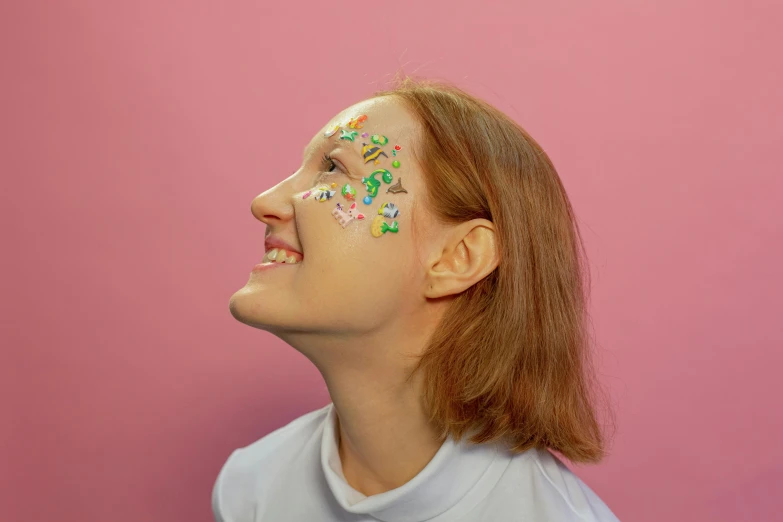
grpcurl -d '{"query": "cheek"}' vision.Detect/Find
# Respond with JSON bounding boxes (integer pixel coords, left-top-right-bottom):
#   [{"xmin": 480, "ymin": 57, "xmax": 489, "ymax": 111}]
[{"xmin": 296, "ymin": 198, "xmax": 417, "ymax": 319}]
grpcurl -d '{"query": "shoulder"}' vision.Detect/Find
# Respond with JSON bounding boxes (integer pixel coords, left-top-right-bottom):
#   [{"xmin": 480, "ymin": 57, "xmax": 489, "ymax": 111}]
[
  {"xmin": 522, "ymin": 447, "xmax": 620, "ymax": 522},
  {"xmin": 211, "ymin": 403, "xmax": 332, "ymax": 522}
]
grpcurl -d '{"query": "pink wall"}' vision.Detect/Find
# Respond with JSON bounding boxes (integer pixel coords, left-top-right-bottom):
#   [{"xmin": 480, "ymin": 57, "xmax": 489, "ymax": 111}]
[{"xmin": 3, "ymin": 1, "xmax": 781, "ymax": 520}]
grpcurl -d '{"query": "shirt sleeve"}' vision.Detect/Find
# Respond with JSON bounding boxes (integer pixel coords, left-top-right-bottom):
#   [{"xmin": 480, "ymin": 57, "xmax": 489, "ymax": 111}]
[
  {"xmin": 534, "ymin": 450, "xmax": 621, "ymax": 521},
  {"xmin": 212, "ymin": 449, "xmax": 239, "ymax": 522}
]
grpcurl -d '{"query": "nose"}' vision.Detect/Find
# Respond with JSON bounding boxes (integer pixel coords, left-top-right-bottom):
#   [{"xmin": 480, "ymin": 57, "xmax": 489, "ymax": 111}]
[{"xmin": 250, "ymin": 175, "xmax": 297, "ymax": 227}]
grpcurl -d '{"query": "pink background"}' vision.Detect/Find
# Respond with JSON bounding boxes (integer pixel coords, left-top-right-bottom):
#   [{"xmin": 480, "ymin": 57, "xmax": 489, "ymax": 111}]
[{"xmin": 3, "ymin": 1, "xmax": 781, "ymax": 521}]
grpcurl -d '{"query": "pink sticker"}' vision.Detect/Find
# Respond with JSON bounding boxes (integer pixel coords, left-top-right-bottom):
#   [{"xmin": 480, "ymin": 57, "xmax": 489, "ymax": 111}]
[{"xmin": 332, "ymin": 202, "xmax": 366, "ymax": 228}]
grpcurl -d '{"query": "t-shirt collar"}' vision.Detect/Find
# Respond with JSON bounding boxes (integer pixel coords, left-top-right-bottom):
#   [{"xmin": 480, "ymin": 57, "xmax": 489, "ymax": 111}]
[{"xmin": 320, "ymin": 402, "xmax": 502, "ymax": 522}]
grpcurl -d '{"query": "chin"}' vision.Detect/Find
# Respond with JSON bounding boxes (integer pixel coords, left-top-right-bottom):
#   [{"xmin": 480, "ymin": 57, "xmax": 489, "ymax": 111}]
[
  {"xmin": 228, "ymin": 285, "xmax": 304, "ymax": 333},
  {"xmin": 229, "ymin": 286, "xmax": 275, "ymax": 329}
]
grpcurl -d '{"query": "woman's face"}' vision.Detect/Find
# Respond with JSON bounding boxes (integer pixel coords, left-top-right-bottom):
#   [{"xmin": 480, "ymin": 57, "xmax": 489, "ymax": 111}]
[{"xmin": 230, "ymin": 96, "xmax": 436, "ymax": 338}]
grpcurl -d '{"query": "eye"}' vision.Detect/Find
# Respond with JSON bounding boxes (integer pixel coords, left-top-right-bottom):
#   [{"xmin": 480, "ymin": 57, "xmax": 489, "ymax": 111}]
[
  {"xmin": 321, "ymin": 153, "xmax": 338, "ymax": 173},
  {"xmin": 315, "ymin": 153, "xmax": 343, "ymax": 183}
]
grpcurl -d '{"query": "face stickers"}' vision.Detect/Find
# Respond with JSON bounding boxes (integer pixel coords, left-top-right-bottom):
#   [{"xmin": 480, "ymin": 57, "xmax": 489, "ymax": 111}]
[
  {"xmin": 332, "ymin": 202, "xmax": 365, "ymax": 228},
  {"xmin": 316, "ymin": 113, "xmax": 408, "ymax": 238},
  {"xmin": 378, "ymin": 202, "xmax": 399, "ymax": 218},
  {"xmin": 341, "ymin": 183, "xmax": 357, "ymax": 201},
  {"xmin": 340, "ymin": 130, "xmax": 358, "ymax": 142},
  {"xmin": 371, "ymin": 202, "xmax": 400, "ymax": 237},
  {"xmin": 361, "ymin": 143, "xmax": 389, "ymax": 164},
  {"xmin": 386, "ymin": 177, "xmax": 408, "ymax": 194},
  {"xmin": 371, "ymin": 215, "xmax": 399, "ymax": 237},
  {"xmin": 370, "ymin": 134, "xmax": 389, "ymax": 146},
  {"xmin": 361, "ymin": 169, "xmax": 394, "ymax": 201},
  {"xmin": 313, "ymin": 185, "xmax": 336, "ymax": 202},
  {"xmin": 348, "ymin": 115, "xmax": 367, "ymax": 129}
]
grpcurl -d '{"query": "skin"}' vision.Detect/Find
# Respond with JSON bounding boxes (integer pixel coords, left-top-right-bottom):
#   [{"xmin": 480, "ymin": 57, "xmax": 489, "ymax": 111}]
[{"xmin": 229, "ymin": 96, "xmax": 500, "ymax": 496}]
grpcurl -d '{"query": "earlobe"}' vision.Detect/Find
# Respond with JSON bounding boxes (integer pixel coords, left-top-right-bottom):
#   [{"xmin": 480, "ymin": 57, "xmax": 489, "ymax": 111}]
[{"xmin": 424, "ymin": 220, "xmax": 499, "ymax": 299}]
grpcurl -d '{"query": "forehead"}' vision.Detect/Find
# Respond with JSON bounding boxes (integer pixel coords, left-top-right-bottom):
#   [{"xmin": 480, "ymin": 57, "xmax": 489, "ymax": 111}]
[{"xmin": 305, "ymin": 96, "xmax": 419, "ymax": 155}]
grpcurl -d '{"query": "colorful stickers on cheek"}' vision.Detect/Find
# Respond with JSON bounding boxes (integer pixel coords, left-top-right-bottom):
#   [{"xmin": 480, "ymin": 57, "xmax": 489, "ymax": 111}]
[
  {"xmin": 319, "ymin": 114, "xmax": 407, "ymax": 237},
  {"xmin": 360, "ymin": 169, "xmax": 393, "ymax": 203},
  {"xmin": 371, "ymin": 215, "xmax": 399, "ymax": 237},
  {"xmin": 312, "ymin": 185, "xmax": 336, "ymax": 202},
  {"xmin": 332, "ymin": 202, "xmax": 365, "ymax": 228},
  {"xmin": 341, "ymin": 183, "xmax": 357, "ymax": 201},
  {"xmin": 378, "ymin": 202, "xmax": 399, "ymax": 218},
  {"xmin": 371, "ymin": 202, "xmax": 399, "ymax": 237},
  {"xmin": 386, "ymin": 177, "xmax": 408, "ymax": 194}
]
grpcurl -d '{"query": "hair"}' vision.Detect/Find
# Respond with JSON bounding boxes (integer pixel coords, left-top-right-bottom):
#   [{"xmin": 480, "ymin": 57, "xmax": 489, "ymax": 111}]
[{"xmin": 372, "ymin": 77, "xmax": 615, "ymax": 464}]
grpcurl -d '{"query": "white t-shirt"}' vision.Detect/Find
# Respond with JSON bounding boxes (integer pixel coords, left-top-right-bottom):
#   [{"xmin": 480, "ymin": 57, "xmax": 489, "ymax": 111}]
[{"xmin": 212, "ymin": 402, "xmax": 620, "ymax": 522}]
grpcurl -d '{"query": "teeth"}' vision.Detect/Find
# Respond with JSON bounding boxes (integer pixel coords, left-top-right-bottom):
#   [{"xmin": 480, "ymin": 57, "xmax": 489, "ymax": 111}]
[{"xmin": 262, "ymin": 248, "xmax": 302, "ymax": 264}]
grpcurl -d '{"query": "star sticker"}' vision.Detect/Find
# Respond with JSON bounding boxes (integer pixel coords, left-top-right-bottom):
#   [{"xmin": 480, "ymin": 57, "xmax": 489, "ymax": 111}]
[{"xmin": 340, "ymin": 129, "xmax": 358, "ymax": 142}]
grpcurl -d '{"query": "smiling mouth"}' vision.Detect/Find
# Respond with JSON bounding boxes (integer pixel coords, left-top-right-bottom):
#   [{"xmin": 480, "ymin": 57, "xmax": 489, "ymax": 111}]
[{"xmin": 261, "ymin": 248, "xmax": 303, "ymax": 264}]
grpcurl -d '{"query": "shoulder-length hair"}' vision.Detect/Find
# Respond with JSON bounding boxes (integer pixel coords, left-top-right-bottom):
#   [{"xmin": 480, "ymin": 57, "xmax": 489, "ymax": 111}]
[{"xmin": 373, "ymin": 78, "xmax": 614, "ymax": 464}]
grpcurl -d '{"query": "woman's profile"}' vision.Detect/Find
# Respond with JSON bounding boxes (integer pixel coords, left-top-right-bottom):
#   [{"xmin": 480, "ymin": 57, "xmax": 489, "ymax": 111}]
[{"xmin": 213, "ymin": 77, "xmax": 620, "ymax": 522}]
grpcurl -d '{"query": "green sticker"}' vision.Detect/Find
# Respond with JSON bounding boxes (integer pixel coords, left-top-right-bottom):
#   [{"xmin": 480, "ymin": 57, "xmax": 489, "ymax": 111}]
[
  {"xmin": 340, "ymin": 130, "xmax": 358, "ymax": 142},
  {"xmin": 370, "ymin": 134, "xmax": 389, "ymax": 146},
  {"xmin": 341, "ymin": 183, "xmax": 357, "ymax": 200}
]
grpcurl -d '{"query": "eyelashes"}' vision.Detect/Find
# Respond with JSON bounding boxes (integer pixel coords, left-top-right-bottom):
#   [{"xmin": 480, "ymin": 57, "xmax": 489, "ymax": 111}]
[
  {"xmin": 321, "ymin": 153, "xmax": 337, "ymax": 173},
  {"xmin": 315, "ymin": 153, "xmax": 342, "ymax": 184}
]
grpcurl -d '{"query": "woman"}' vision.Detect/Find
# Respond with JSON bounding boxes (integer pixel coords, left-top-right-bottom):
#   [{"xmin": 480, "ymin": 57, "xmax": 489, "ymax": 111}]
[{"xmin": 213, "ymin": 77, "xmax": 620, "ymax": 521}]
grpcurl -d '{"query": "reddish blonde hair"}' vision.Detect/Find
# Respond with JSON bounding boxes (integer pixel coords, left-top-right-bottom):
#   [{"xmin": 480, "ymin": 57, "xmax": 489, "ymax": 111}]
[{"xmin": 373, "ymin": 78, "xmax": 614, "ymax": 464}]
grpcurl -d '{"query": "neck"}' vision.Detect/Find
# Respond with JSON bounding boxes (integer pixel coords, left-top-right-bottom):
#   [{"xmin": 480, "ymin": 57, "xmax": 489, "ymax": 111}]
[
  {"xmin": 279, "ymin": 299, "xmax": 451, "ymax": 496},
  {"xmin": 329, "ymin": 366, "xmax": 447, "ymax": 496}
]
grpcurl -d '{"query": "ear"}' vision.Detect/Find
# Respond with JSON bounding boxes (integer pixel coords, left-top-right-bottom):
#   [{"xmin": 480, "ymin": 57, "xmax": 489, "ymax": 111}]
[{"xmin": 424, "ymin": 219, "xmax": 499, "ymax": 299}]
